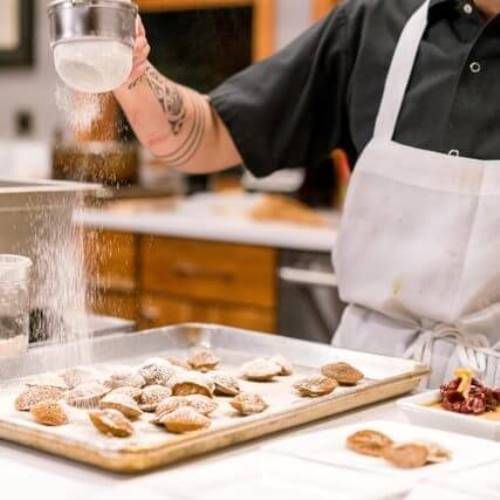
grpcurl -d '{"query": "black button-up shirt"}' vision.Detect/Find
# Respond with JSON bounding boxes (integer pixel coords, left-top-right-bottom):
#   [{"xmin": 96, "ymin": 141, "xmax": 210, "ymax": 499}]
[{"xmin": 210, "ymin": 0, "xmax": 500, "ymax": 177}]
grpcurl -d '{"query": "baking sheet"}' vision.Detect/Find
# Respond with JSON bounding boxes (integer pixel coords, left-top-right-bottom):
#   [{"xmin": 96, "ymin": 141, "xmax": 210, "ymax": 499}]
[{"xmin": 0, "ymin": 324, "xmax": 427, "ymax": 472}]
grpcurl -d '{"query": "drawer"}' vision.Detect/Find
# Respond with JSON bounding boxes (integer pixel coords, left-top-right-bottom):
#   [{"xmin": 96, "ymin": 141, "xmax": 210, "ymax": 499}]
[
  {"xmin": 85, "ymin": 229, "xmax": 136, "ymax": 291},
  {"xmin": 139, "ymin": 294, "xmax": 275, "ymax": 333},
  {"xmin": 91, "ymin": 290, "xmax": 138, "ymax": 321},
  {"xmin": 140, "ymin": 237, "xmax": 277, "ymax": 308}
]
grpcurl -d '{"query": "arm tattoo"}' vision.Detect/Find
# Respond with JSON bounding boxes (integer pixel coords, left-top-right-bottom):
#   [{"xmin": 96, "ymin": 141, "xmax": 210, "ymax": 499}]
[
  {"xmin": 127, "ymin": 73, "xmax": 147, "ymax": 90},
  {"xmin": 127, "ymin": 64, "xmax": 205, "ymax": 166},
  {"xmin": 144, "ymin": 66, "xmax": 186, "ymax": 135},
  {"xmin": 158, "ymin": 96, "xmax": 206, "ymax": 168},
  {"xmin": 127, "ymin": 65, "xmax": 186, "ymax": 135}
]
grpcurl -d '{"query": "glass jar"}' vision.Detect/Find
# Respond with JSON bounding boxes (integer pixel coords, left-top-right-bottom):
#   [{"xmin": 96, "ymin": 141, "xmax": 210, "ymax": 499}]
[{"xmin": 0, "ymin": 255, "xmax": 32, "ymax": 357}]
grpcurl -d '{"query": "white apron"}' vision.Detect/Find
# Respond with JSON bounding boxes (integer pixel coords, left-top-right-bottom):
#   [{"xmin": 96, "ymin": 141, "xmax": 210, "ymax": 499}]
[{"xmin": 332, "ymin": 0, "xmax": 500, "ymax": 388}]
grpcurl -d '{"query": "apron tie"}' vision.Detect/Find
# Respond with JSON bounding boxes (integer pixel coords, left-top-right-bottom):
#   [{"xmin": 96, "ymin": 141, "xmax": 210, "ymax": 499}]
[{"xmin": 404, "ymin": 324, "xmax": 493, "ymax": 387}]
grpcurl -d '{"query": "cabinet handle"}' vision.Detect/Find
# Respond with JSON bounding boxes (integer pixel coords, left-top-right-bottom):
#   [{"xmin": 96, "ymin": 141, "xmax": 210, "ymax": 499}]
[
  {"xmin": 169, "ymin": 262, "xmax": 235, "ymax": 282},
  {"xmin": 279, "ymin": 267, "xmax": 337, "ymax": 288}
]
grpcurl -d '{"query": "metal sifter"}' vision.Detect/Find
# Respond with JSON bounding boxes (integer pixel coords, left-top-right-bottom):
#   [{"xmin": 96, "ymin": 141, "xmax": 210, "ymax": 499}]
[{"xmin": 48, "ymin": 0, "xmax": 138, "ymax": 94}]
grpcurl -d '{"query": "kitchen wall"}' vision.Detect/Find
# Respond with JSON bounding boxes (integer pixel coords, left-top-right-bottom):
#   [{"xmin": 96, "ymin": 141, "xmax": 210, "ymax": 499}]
[
  {"xmin": 0, "ymin": 0, "xmax": 316, "ymax": 141},
  {"xmin": 0, "ymin": 0, "xmax": 58, "ymax": 140}
]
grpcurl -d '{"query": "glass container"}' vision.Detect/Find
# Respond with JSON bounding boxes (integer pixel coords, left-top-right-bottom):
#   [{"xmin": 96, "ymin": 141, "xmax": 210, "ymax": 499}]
[{"xmin": 0, "ymin": 255, "xmax": 32, "ymax": 357}]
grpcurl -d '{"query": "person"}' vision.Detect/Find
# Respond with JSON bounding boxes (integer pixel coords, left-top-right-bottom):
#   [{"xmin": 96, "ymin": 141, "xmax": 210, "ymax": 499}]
[{"xmin": 114, "ymin": 0, "xmax": 500, "ymax": 388}]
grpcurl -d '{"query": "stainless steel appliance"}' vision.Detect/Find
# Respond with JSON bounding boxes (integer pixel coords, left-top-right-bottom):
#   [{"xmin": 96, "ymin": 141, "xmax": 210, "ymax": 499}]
[
  {"xmin": 278, "ymin": 249, "xmax": 345, "ymax": 344},
  {"xmin": 0, "ymin": 178, "xmax": 99, "ymax": 309}
]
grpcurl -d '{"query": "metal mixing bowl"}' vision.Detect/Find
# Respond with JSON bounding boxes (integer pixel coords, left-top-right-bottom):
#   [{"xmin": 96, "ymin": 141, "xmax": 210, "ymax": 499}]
[{"xmin": 48, "ymin": 0, "xmax": 138, "ymax": 49}]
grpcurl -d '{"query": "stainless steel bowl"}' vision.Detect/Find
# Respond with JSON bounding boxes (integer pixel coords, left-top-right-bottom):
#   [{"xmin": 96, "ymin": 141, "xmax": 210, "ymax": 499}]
[{"xmin": 48, "ymin": 0, "xmax": 138, "ymax": 49}]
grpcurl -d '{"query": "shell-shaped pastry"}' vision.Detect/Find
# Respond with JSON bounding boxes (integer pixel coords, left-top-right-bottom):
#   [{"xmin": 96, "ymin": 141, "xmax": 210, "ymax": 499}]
[
  {"xmin": 109, "ymin": 386, "xmax": 143, "ymax": 402},
  {"xmin": 382, "ymin": 443, "xmax": 429, "ymax": 469},
  {"xmin": 412, "ymin": 442, "xmax": 451, "ymax": 464},
  {"xmin": 269, "ymin": 355, "xmax": 293, "ymax": 376},
  {"xmin": 188, "ymin": 349, "xmax": 220, "ymax": 372},
  {"xmin": 171, "ymin": 373, "xmax": 214, "ymax": 398},
  {"xmin": 212, "ymin": 373, "xmax": 240, "ymax": 396},
  {"xmin": 89, "ymin": 409, "xmax": 134, "ymax": 438},
  {"xmin": 155, "ymin": 395, "xmax": 217, "ymax": 421},
  {"xmin": 30, "ymin": 401, "xmax": 68, "ymax": 426},
  {"xmin": 293, "ymin": 376, "xmax": 337, "ymax": 397},
  {"xmin": 138, "ymin": 361, "xmax": 175, "ymax": 387},
  {"xmin": 15, "ymin": 385, "xmax": 65, "ymax": 411},
  {"xmin": 66, "ymin": 381, "xmax": 109, "ymax": 409},
  {"xmin": 159, "ymin": 407, "xmax": 211, "ymax": 433},
  {"xmin": 230, "ymin": 392, "xmax": 268, "ymax": 416},
  {"xmin": 154, "ymin": 397, "xmax": 184, "ymax": 421},
  {"xmin": 25, "ymin": 374, "xmax": 68, "ymax": 390},
  {"xmin": 167, "ymin": 356, "xmax": 191, "ymax": 371},
  {"xmin": 183, "ymin": 395, "xmax": 218, "ymax": 416},
  {"xmin": 241, "ymin": 358, "xmax": 282, "ymax": 382},
  {"xmin": 321, "ymin": 362, "xmax": 364, "ymax": 386},
  {"xmin": 346, "ymin": 430, "xmax": 393, "ymax": 457},
  {"xmin": 103, "ymin": 366, "xmax": 146, "ymax": 390},
  {"xmin": 60, "ymin": 367, "xmax": 100, "ymax": 389},
  {"xmin": 99, "ymin": 392, "xmax": 142, "ymax": 419},
  {"xmin": 139, "ymin": 385, "xmax": 172, "ymax": 412}
]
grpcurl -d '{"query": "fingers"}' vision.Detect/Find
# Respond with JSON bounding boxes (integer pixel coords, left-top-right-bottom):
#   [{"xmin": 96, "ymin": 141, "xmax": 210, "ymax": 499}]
[
  {"xmin": 133, "ymin": 37, "xmax": 150, "ymax": 65},
  {"xmin": 136, "ymin": 15, "xmax": 146, "ymax": 38}
]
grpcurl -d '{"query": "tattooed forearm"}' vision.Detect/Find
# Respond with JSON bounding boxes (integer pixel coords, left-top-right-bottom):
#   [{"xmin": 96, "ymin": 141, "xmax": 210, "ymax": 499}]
[
  {"xmin": 158, "ymin": 97, "xmax": 206, "ymax": 168},
  {"xmin": 144, "ymin": 66, "xmax": 186, "ymax": 135},
  {"xmin": 124, "ymin": 64, "xmax": 208, "ymax": 167}
]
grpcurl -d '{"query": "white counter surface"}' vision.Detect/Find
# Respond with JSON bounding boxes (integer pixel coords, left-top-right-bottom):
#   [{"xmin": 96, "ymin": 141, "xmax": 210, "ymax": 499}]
[
  {"xmin": 0, "ymin": 399, "xmax": 408, "ymax": 500},
  {"xmin": 74, "ymin": 193, "xmax": 338, "ymax": 252}
]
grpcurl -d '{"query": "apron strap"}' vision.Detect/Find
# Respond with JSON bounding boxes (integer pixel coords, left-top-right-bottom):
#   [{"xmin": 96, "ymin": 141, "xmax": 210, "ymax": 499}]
[
  {"xmin": 404, "ymin": 323, "xmax": 494, "ymax": 388},
  {"xmin": 373, "ymin": 0, "xmax": 431, "ymax": 140}
]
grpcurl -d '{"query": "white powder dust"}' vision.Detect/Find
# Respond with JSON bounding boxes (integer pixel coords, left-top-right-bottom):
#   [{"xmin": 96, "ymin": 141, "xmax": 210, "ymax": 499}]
[
  {"xmin": 27, "ymin": 192, "xmax": 94, "ymax": 369},
  {"xmin": 55, "ymin": 83, "xmax": 103, "ymax": 132}
]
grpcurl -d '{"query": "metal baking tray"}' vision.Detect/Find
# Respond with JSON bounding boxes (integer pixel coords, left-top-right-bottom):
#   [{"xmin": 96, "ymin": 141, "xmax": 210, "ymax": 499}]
[{"xmin": 0, "ymin": 324, "xmax": 428, "ymax": 473}]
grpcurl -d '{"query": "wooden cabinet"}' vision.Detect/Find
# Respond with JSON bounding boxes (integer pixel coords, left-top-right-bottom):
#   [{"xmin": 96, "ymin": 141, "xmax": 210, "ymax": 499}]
[
  {"xmin": 85, "ymin": 230, "xmax": 137, "ymax": 291},
  {"xmin": 92, "ymin": 291, "xmax": 139, "ymax": 321},
  {"xmin": 85, "ymin": 229, "xmax": 277, "ymax": 333},
  {"xmin": 141, "ymin": 236, "xmax": 276, "ymax": 308},
  {"xmin": 140, "ymin": 294, "xmax": 275, "ymax": 332}
]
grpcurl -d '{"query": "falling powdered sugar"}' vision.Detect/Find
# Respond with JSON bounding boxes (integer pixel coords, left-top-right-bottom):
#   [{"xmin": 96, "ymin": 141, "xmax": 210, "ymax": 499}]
[
  {"xmin": 55, "ymin": 83, "xmax": 103, "ymax": 131},
  {"xmin": 27, "ymin": 191, "xmax": 95, "ymax": 369}
]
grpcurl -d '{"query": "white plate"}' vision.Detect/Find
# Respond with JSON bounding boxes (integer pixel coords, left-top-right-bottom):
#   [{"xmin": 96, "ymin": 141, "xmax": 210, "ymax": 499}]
[
  {"xmin": 263, "ymin": 420, "xmax": 500, "ymax": 487},
  {"xmin": 424, "ymin": 460, "xmax": 500, "ymax": 499},
  {"xmin": 144, "ymin": 452, "xmax": 409, "ymax": 500},
  {"xmin": 397, "ymin": 390, "xmax": 500, "ymax": 440}
]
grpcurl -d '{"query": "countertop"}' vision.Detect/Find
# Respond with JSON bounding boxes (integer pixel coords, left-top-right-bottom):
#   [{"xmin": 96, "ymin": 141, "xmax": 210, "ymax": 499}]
[
  {"xmin": 74, "ymin": 192, "xmax": 338, "ymax": 252},
  {"xmin": 0, "ymin": 398, "xmax": 410, "ymax": 500}
]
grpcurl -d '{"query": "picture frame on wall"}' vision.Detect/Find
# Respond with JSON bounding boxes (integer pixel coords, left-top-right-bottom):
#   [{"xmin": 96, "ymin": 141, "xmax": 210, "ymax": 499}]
[{"xmin": 0, "ymin": 0, "xmax": 34, "ymax": 67}]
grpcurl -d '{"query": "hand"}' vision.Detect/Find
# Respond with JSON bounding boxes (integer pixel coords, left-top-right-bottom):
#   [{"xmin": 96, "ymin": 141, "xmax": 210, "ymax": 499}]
[{"xmin": 126, "ymin": 16, "xmax": 151, "ymax": 86}]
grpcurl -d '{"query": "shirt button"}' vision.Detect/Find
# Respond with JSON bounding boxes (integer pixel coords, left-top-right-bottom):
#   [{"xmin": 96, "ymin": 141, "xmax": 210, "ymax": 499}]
[
  {"xmin": 448, "ymin": 149, "xmax": 460, "ymax": 156},
  {"xmin": 463, "ymin": 3, "xmax": 473, "ymax": 14},
  {"xmin": 470, "ymin": 61, "xmax": 481, "ymax": 73}
]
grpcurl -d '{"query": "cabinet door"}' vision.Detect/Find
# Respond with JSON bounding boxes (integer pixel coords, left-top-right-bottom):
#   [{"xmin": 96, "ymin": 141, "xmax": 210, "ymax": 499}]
[
  {"xmin": 141, "ymin": 237, "xmax": 277, "ymax": 308},
  {"xmin": 91, "ymin": 291, "xmax": 138, "ymax": 321},
  {"xmin": 140, "ymin": 294, "xmax": 275, "ymax": 333},
  {"xmin": 85, "ymin": 229, "xmax": 136, "ymax": 291}
]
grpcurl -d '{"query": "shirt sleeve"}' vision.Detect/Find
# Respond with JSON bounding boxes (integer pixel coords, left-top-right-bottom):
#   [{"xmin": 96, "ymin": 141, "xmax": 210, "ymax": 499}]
[{"xmin": 209, "ymin": 5, "xmax": 351, "ymax": 178}]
